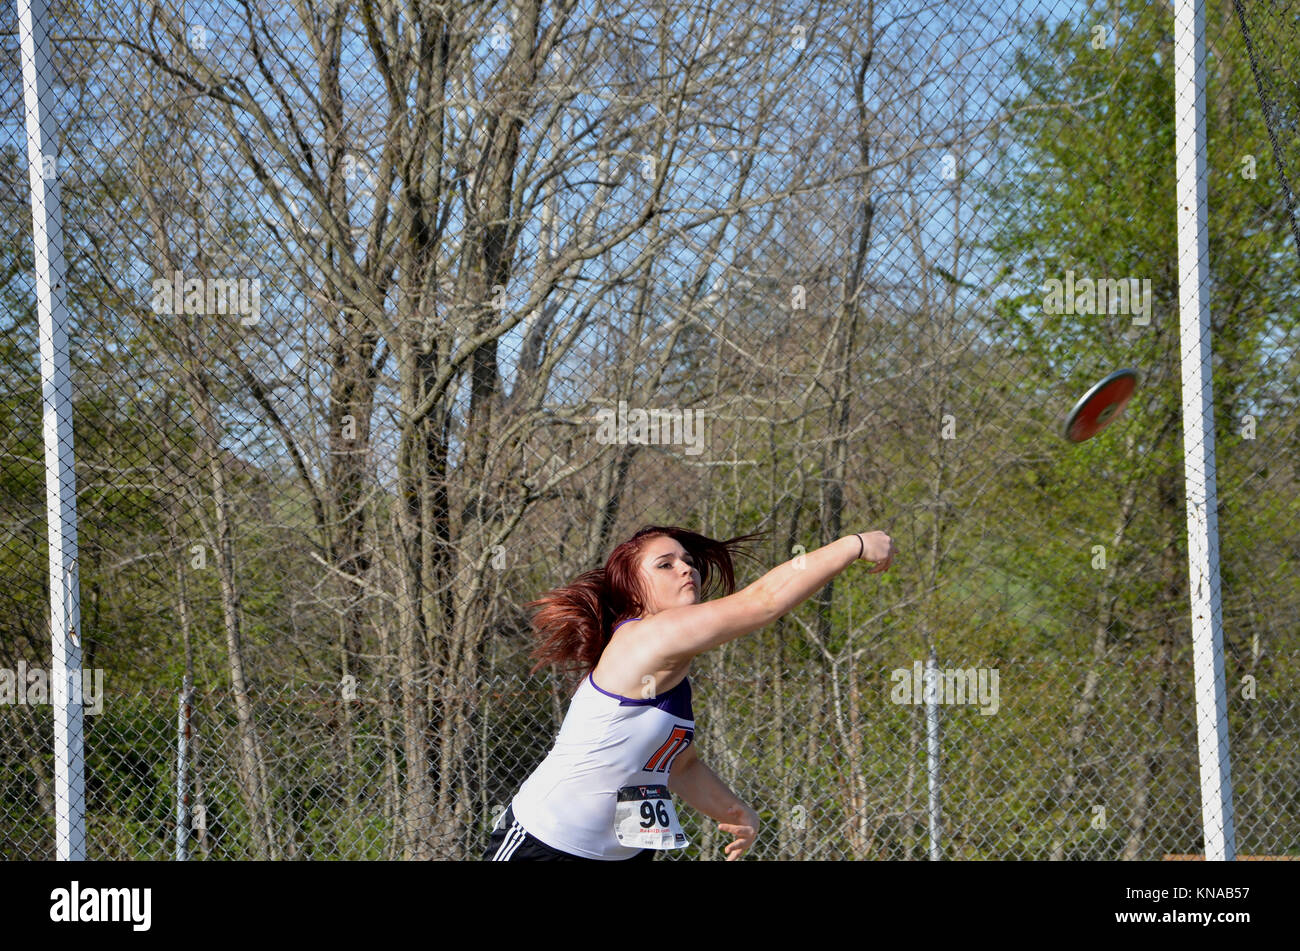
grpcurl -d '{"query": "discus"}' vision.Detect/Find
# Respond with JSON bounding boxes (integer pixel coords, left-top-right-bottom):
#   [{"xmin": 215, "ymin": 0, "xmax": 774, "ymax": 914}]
[{"xmin": 1063, "ymin": 368, "xmax": 1137, "ymax": 442}]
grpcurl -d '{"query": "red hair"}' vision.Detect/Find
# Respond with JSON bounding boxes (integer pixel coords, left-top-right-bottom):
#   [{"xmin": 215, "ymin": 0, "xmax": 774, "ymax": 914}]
[{"xmin": 527, "ymin": 525, "xmax": 767, "ymax": 679}]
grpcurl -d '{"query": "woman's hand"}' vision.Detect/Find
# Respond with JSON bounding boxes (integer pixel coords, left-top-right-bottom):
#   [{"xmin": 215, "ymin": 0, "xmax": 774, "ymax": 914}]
[
  {"xmin": 855, "ymin": 531, "xmax": 895, "ymax": 573},
  {"xmin": 718, "ymin": 804, "xmax": 760, "ymax": 861}
]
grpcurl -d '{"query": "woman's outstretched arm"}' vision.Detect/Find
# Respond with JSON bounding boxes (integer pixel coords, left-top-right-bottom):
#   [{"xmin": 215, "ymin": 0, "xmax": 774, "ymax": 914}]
[{"xmin": 650, "ymin": 532, "xmax": 895, "ymax": 662}]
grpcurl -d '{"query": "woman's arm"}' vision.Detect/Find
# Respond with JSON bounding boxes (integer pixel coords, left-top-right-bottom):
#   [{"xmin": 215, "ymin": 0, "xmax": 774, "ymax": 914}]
[
  {"xmin": 652, "ymin": 532, "xmax": 895, "ymax": 662},
  {"xmin": 668, "ymin": 745, "xmax": 760, "ymax": 861}
]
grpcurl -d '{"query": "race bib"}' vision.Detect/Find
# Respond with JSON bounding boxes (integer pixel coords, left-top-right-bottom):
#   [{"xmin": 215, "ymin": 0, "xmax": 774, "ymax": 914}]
[{"xmin": 614, "ymin": 784, "xmax": 689, "ymax": 849}]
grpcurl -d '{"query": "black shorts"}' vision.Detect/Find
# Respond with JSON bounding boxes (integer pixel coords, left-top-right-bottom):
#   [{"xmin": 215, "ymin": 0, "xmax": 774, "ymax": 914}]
[{"xmin": 483, "ymin": 805, "xmax": 655, "ymax": 862}]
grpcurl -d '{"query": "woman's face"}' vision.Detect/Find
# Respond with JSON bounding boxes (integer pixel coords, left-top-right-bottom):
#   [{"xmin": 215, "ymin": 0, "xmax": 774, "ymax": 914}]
[{"xmin": 638, "ymin": 536, "xmax": 701, "ymax": 616}]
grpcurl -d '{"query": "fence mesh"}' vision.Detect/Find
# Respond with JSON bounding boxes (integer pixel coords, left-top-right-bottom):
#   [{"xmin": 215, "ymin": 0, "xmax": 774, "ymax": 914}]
[{"xmin": 2, "ymin": 0, "xmax": 1297, "ymax": 860}]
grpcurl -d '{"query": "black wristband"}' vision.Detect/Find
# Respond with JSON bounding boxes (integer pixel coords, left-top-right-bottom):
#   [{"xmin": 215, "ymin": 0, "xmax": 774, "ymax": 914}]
[{"xmin": 855, "ymin": 534, "xmax": 864, "ymax": 560}]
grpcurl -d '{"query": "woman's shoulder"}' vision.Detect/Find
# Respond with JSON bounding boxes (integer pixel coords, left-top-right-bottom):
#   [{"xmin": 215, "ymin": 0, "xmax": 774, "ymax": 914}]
[{"xmin": 593, "ymin": 618, "xmax": 691, "ymax": 697}]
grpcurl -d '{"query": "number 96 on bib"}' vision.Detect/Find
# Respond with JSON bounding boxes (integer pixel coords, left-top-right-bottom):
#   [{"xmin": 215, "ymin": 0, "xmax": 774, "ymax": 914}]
[{"xmin": 615, "ymin": 784, "xmax": 688, "ymax": 849}]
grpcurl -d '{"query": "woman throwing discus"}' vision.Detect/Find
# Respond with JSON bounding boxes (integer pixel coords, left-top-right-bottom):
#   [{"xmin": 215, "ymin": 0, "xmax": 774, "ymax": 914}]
[{"xmin": 485, "ymin": 524, "xmax": 895, "ymax": 862}]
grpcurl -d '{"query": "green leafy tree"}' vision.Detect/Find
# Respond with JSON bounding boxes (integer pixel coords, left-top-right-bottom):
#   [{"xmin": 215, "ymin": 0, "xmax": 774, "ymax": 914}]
[{"xmin": 986, "ymin": 0, "xmax": 1300, "ymax": 858}]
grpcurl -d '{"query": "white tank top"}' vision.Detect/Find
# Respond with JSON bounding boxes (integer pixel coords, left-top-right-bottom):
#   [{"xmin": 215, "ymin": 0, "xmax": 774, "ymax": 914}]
[{"xmin": 511, "ymin": 640, "xmax": 696, "ymax": 860}]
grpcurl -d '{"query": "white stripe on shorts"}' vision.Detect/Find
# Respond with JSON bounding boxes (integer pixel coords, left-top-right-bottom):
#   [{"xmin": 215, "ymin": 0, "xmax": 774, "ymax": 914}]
[
  {"xmin": 493, "ymin": 820, "xmax": 526, "ymax": 861},
  {"xmin": 502, "ymin": 822, "xmax": 531, "ymax": 861}
]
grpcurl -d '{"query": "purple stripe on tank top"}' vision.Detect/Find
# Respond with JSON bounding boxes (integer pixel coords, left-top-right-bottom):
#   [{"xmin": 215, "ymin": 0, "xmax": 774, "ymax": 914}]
[{"xmin": 587, "ymin": 672, "xmax": 694, "ymax": 721}]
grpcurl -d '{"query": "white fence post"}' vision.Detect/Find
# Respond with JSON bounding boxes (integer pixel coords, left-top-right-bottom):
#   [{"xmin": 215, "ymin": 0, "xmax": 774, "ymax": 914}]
[
  {"xmin": 926, "ymin": 647, "xmax": 942, "ymax": 860},
  {"xmin": 19, "ymin": 0, "xmax": 86, "ymax": 861},
  {"xmin": 1173, "ymin": 0, "xmax": 1236, "ymax": 862}
]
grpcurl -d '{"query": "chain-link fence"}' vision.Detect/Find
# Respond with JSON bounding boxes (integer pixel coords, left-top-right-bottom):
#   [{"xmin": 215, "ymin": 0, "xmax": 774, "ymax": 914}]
[
  {"xmin": 5, "ymin": 650, "xmax": 1300, "ymax": 860},
  {"xmin": 2, "ymin": 0, "xmax": 1297, "ymax": 860}
]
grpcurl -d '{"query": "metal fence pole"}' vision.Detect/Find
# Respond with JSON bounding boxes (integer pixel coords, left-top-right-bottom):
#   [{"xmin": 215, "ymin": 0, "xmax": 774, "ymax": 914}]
[
  {"xmin": 176, "ymin": 677, "xmax": 193, "ymax": 861},
  {"xmin": 18, "ymin": 0, "xmax": 85, "ymax": 862},
  {"xmin": 926, "ymin": 647, "xmax": 941, "ymax": 861},
  {"xmin": 1173, "ymin": 0, "xmax": 1236, "ymax": 862}
]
